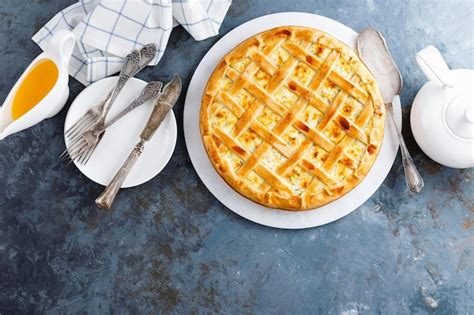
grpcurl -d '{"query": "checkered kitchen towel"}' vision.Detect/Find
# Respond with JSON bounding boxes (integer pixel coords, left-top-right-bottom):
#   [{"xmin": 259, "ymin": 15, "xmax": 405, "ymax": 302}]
[{"xmin": 32, "ymin": 0, "xmax": 232, "ymax": 85}]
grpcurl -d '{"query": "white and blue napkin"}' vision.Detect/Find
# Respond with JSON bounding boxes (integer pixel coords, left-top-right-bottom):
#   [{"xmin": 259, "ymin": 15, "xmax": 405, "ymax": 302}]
[{"xmin": 32, "ymin": 0, "xmax": 232, "ymax": 85}]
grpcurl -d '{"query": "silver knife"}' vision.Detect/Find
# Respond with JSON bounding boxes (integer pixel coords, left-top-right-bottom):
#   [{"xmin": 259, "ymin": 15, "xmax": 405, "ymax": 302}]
[{"xmin": 95, "ymin": 74, "xmax": 182, "ymax": 210}]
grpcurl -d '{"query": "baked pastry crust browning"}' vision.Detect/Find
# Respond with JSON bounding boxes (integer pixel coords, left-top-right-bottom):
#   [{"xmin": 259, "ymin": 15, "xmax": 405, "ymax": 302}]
[{"xmin": 200, "ymin": 26, "xmax": 385, "ymax": 210}]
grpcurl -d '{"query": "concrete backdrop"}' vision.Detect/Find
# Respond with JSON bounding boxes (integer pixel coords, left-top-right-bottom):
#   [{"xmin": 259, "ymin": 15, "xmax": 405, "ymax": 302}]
[{"xmin": 0, "ymin": 0, "xmax": 473, "ymax": 313}]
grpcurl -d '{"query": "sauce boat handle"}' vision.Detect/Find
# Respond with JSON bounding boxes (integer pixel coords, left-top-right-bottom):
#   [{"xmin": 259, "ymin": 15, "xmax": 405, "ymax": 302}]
[{"xmin": 48, "ymin": 29, "xmax": 76, "ymax": 67}]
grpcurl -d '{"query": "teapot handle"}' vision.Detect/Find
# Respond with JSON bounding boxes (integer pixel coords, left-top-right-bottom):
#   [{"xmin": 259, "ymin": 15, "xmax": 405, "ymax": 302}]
[
  {"xmin": 47, "ymin": 29, "xmax": 75, "ymax": 67},
  {"xmin": 416, "ymin": 45, "xmax": 454, "ymax": 88}
]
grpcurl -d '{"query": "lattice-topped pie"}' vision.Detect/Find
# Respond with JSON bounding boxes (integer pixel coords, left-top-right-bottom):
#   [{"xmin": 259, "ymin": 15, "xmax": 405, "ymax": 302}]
[{"xmin": 200, "ymin": 26, "xmax": 385, "ymax": 210}]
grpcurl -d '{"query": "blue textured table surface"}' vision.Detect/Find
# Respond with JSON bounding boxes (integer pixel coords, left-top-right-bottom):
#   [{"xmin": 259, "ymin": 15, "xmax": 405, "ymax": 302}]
[{"xmin": 0, "ymin": 0, "xmax": 473, "ymax": 313}]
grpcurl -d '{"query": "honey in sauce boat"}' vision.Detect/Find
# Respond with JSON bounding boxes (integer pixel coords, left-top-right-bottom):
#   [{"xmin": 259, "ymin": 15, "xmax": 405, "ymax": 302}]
[{"xmin": 11, "ymin": 59, "xmax": 59, "ymax": 120}]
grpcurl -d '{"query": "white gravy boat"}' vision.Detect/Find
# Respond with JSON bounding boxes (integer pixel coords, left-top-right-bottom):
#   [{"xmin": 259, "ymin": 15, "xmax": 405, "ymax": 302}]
[{"xmin": 0, "ymin": 29, "xmax": 75, "ymax": 140}]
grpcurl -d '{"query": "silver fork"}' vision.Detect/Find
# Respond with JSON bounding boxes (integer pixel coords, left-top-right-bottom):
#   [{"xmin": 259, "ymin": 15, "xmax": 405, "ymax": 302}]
[
  {"xmin": 64, "ymin": 43, "xmax": 157, "ymax": 139},
  {"xmin": 65, "ymin": 51, "xmax": 140, "ymax": 138},
  {"xmin": 61, "ymin": 49, "xmax": 141, "ymax": 162},
  {"xmin": 63, "ymin": 81, "xmax": 163, "ymax": 165}
]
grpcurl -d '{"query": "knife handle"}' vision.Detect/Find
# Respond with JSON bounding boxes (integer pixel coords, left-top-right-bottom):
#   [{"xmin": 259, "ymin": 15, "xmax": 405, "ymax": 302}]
[{"xmin": 95, "ymin": 140, "xmax": 145, "ymax": 210}]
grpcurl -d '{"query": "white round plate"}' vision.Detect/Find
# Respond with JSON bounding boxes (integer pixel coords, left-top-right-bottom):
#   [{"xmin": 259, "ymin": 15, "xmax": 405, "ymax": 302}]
[
  {"xmin": 65, "ymin": 77, "xmax": 177, "ymax": 188},
  {"xmin": 183, "ymin": 12, "xmax": 401, "ymax": 229}
]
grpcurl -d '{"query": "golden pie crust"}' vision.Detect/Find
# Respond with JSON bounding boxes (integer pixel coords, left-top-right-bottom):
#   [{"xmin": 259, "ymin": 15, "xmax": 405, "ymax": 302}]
[{"xmin": 200, "ymin": 26, "xmax": 385, "ymax": 210}]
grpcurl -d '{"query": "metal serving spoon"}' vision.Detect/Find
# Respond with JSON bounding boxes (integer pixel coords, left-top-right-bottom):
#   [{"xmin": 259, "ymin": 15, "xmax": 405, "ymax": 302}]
[{"xmin": 357, "ymin": 28, "xmax": 424, "ymax": 193}]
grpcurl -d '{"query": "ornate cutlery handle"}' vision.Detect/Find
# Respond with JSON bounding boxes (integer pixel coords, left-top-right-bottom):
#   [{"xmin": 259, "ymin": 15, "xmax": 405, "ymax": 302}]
[
  {"xmin": 105, "ymin": 81, "xmax": 163, "ymax": 128},
  {"xmin": 132, "ymin": 43, "xmax": 157, "ymax": 76},
  {"xmin": 97, "ymin": 44, "xmax": 157, "ymax": 111},
  {"xmin": 102, "ymin": 50, "xmax": 141, "ymax": 119},
  {"xmin": 95, "ymin": 140, "xmax": 145, "ymax": 210},
  {"xmin": 386, "ymin": 102, "xmax": 424, "ymax": 193}
]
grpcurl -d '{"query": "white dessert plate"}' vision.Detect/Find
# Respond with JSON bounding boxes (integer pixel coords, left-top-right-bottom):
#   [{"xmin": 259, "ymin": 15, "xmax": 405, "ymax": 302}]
[
  {"xmin": 183, "ymin": 12, "xmax": 401, "ymax": 229},
  {"xmin": 64, "ymin": 77, "xmax": 177, "ymax": 188}
]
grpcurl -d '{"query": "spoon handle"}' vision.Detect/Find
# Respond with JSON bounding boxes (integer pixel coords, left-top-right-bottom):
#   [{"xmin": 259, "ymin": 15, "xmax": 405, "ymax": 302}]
[{"xmin": 386, "ymin": 102, "xmax": 424, "ymax": 193}]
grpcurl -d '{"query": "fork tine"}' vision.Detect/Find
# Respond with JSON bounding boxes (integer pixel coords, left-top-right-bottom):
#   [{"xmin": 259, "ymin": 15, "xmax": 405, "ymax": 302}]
[
  {"xmin": 83, "ymin": 142, "xmax": 98, "ymax": 165},
  {"xmin": 65, "ymin": 155, "xmax": 76, "ymax": 166},
  {"xmin": 68, "ymin": 138, "xmax": 86, "ymax": 156},
  {"xmin": 68, "ymin": 127, "xmax": 90, "ymax": 145},
  {"xmin": 86, "ymin": 131, "xmax": 104, "ymax": 164},
  {"xmin": 66, "ymin": 143, "xmax": 86, "ymax": 166},
  {"xmin": 65, "ymin": 114, "xmax": 91, "ymax": 136},
  {"xmin": 68, "ymin": 126, "xmax": 88, "ymax": 143},
  {"xmin": 61, "ymin": 144, "xmax": 77, "ymax": 164},
  {"xmin": 68, "ymin": 117, "xmax": 93, "ymax": 140},
  {"xmin": 66, "ymin": 122, "xmax": 89, "ymax": 144},
  {"xmin": 66, "ymin": 136, "xmax": 83, "ymax": 153},
  {"xmin": 82, "ymin": 150, "xmax": 93, "ymax": 166},
  {"xmin": 78, "ymin": 145, "xmax": 92, "ymax": 165},
  {"xmin": 72, "ymin": 146, "xmax": 89, "ymax": 165},
  {"xmin": 66, "ymin": 91, "xmax": 110, "ymax": 137},
  {"xmin": 62, "ymin": 154, "xmax": 72, "ymax": 165},
  {"xmin": 59, "ymin": 147, "xmax": 70, "ymax": 160},
  {"xmin": 65, "ymin": 115, "xmax": 87, "ymax": 135},
  {"xmin": 59, "ymin": 140, "xmax": 79, "ymax": 161},
  {"xmin": 69, "ymin": 142, "xmax": 88, "ymax": 163},
  {"xmin": 60, "ymin": 150, "xmax": 74, "ymax": 163},
  {"xmin": 61, "ymin": 138, "xmax": 84, "ymax": 161}
]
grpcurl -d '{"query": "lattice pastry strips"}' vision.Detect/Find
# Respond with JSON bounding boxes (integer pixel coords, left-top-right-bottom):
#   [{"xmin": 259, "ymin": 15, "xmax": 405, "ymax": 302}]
[{"xmin": 201, "ymin": 26, "xmax": 385, "ymax": 210}]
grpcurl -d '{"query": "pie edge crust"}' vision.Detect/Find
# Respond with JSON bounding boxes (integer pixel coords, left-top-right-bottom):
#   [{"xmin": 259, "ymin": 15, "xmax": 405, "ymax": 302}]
[{"xmin": 200, "ymin": 26, "xmax": 386, "ymax": 211}]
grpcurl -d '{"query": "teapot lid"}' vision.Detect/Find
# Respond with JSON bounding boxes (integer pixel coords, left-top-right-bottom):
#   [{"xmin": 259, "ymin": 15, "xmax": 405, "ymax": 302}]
[{"xmin": 411, "ymin": 46, "xmax": 474, "ymax": 169}]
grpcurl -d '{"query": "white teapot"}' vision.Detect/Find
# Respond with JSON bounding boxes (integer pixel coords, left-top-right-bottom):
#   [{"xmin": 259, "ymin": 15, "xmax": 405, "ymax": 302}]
[{"xmin": 411, "ymin": 46, "xmax": 474, "ymax": 168}]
